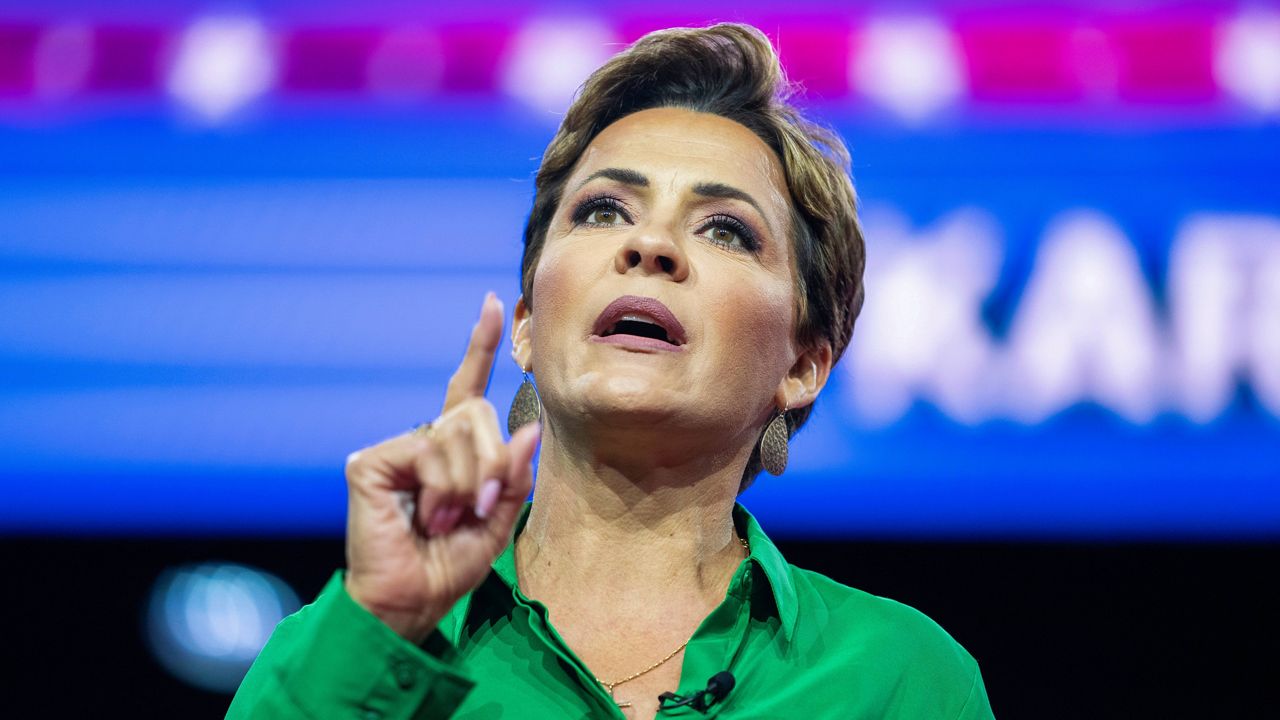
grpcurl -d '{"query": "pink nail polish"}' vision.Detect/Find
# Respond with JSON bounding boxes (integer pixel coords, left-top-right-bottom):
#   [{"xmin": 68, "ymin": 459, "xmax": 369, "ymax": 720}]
[{"xmin": 475, "ymin": 478, "xmax": 502, "ymax": 519}]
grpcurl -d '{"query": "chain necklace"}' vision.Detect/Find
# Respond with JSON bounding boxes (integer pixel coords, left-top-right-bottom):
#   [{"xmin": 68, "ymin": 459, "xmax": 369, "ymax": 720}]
[
  {"xmin": 595, "ymin": 637, "xmax": 691, "ymax": 708},
  {"xmin": 594, "ymin": 536, "xmax": 750, "ymax": 709}
]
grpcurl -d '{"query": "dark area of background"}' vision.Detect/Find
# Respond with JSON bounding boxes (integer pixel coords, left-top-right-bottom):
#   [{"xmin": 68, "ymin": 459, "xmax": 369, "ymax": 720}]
[{"xmin": 8, "ymin": 537, "xmax": 1276, "ymax": 718}]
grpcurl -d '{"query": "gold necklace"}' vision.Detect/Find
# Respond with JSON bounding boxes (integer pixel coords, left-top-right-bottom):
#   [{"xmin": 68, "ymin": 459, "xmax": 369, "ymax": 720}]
[
  {"xmin": 593, "ymin": 536, "xmax": 750, "ymax": 709},
  {"xmin": 594, "ymin": 637, "xmax": 691, "ymax": 708}
]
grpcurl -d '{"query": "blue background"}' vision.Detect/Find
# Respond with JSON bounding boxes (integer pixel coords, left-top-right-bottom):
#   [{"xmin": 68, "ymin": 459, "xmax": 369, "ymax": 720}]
[{"xmin": 3, "ymin": 4, "xmax": 1278, "ymax": 539}]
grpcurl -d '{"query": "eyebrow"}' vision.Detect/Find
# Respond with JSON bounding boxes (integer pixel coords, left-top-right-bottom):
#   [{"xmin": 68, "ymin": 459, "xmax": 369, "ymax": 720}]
[
  {"xmin": 574, "ymin": 167, "xmax": 766, "ymax": 218},
  {"xmin": 574, "ymin": 167, "xmax": 649, "ymax": 191},
  {"xmin": 691, "ymin": 181, "xmax": 765, "ymax": 218}
]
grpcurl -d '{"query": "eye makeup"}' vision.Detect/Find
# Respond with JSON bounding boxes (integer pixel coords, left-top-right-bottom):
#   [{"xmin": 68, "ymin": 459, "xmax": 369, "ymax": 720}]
[
  {"xmin": 571, "ymin": 193, "xmax": 633, "ymax": 226},
  {"xmin": 697, "ymin": 213, "xmax": 761, "ymax": 252},
  {"xmin": 567, "ymin": 188, "xmax": 767, "ymax": 254}
]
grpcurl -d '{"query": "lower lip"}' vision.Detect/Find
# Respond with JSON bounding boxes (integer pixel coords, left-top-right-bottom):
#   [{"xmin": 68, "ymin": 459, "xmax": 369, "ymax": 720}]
[{"xmin": 590, "ymin": 334, "xmax": 686, "ymax": 352}]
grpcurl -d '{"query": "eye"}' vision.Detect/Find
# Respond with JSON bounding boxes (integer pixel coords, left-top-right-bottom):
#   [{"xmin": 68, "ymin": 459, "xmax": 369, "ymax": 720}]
[
  {"xmin": 698, "ymin": 215, "xmax": 759, "ymax": 252},
  {"xmin": 703, "ymin": 226, "xmax": 740, "ymax": 246},
  {"xmin": 586, "ymin": 207, "xmax": 625, "ymax": 225},
  {"xmin": 572, "ymin": 195, "xmax": 631, "ymax": 227}
]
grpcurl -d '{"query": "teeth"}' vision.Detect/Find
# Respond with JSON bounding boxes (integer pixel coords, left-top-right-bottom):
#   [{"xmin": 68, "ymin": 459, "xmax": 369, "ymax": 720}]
[
  {"xmin": 604, "ymin": 312, "xmax": 673, "ymax": 342},
  {"xmin": 620, "ymin": 313, "xmax": 660, "ymax": 325},
  {"xmin": 600, "ymin": 311, "xmax": 679, "ymax": 345}
]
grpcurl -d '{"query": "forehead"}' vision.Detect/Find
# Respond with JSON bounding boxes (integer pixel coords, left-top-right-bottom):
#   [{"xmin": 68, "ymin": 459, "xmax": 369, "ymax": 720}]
[{"xmin": 573, "ymin": 107, "xmax": 789, "ymax": 204}]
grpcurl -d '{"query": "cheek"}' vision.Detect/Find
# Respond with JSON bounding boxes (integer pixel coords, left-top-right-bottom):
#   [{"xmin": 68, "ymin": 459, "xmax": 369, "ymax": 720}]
[
  {"xmin": 528, "ymin": 244, "xmax": 581, "ymax": 349},
  {"xmin": 711, "ymin": 273, "xmax": 796, "ymax": 376}
]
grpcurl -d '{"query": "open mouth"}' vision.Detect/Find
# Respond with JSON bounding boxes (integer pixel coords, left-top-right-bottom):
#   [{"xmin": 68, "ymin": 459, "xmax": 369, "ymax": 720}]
[
  {"xmin": 592, "ymin": 295, "xmax": 687, "ymax": 348},
  {"xmin": 601, "ymin": 315, "xmax": 676, "ymax": 345}
]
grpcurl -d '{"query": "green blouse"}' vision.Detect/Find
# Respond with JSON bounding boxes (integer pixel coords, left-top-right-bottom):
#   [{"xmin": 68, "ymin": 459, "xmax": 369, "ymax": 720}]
[{"xmin": 228, "ymin": 503, "xmax": 994, "ymax": 719}]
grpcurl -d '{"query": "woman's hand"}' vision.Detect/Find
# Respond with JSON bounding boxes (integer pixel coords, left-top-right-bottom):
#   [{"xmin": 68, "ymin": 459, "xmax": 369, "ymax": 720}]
[{"xmin": 343, "ymin": 293, "xmax": 540, "ymax": 643}]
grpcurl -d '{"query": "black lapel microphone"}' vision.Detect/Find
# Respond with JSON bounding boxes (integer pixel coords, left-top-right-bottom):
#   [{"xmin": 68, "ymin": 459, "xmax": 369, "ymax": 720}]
[{"xmin": 657, "ymin": 671, "xmax": 735, "ymax": 713}]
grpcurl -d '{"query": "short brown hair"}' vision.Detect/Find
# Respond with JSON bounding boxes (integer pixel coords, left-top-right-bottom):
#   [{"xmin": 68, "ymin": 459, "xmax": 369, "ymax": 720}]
[{"xmin": 520, "ymin": 23, "xmax": 866, "ymax": 491}]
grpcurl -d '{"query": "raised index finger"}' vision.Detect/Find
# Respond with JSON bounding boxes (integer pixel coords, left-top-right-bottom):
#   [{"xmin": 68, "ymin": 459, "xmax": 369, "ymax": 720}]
[{"xmin": 443, "ymin": 292, "xmax": 504, "ymax": 413}]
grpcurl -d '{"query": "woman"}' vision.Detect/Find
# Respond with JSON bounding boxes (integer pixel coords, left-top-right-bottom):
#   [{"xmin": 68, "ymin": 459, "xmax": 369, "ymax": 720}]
[{"xmin": 229, "ymin": 23, "xmax": 993, "ymax": 719}]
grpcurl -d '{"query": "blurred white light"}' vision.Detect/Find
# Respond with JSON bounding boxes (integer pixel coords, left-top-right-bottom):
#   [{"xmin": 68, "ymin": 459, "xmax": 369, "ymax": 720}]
[
  {"xmin": 367, "ymin": 27, "xmax": 442, "ymax": 102},
  {"xmin": 1169, "ymin": 215, "xmax": 1280, "ymax": 420},
  {"xmin": 34, "ymin": 24, "xmax": 93, "ymax": 100},
  {"xmin": 502, "ymin": 18, "xmax": 618, "ymax": 116},
  {"xmin": 146, "ymin": 562, "xmax": 299, "ymax": 693},
  {"xmin": 1215, "ymin": 11, "xmax": 1280, "ymax": 113},
  {"xmin": 852, "ymin": 17, "xmax": 966, "ymax": 122},
  {"xmin": 1002, "ymin": 211, "xmax": 1162, "ymax": 424},
  {"xmin": 846, "ymin": 208, "xmax": 1002, "ymax": 426},
  {"xmin": 167, "ymin": 16, "xmax": 276, "ymax": 122}
]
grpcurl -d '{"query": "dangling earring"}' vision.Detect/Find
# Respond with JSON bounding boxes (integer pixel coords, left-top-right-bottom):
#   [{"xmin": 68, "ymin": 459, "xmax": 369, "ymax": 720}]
[
  {"xmin": 507, "ymin": 371, "xmax": 542, "ymax": 436},
  {"xmin": 759, "ymin": 409, "xmax": 789, "ymax": 476}
]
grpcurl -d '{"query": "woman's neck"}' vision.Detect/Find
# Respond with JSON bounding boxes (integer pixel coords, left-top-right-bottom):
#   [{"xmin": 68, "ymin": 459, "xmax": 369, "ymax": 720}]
[{"xmin": 515, "ymin": 420, "xmax": 749, "ymax": 605}]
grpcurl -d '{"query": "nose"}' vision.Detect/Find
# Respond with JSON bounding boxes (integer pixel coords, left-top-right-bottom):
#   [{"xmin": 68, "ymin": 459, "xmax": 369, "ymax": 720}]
[{"xmin": 614, "ymin": 226, "xmax": 690, "ymax": 282}]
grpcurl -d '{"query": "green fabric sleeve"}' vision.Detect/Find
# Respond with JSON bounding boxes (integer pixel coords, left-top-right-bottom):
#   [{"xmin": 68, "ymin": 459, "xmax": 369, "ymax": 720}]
[
  {"xmin": 225, "ymin": 571, "xmax": 475, "ymax": 720},
  {"xmin": 954, "ymin": 664, "xmax": 996, "ymax": 720}
]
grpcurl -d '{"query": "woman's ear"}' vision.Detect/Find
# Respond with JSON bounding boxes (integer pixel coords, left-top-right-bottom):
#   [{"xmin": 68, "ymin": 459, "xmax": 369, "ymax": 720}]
[
  {"xmin": 774, "ymin": 341, "xmax": 833, "ymax": 411},
  {"xmin": 511, "ymin": 295, "xmax": 533, "ymax": 372}
]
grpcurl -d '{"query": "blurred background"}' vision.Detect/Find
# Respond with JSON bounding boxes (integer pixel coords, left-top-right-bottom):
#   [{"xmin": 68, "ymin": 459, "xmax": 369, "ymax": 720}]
[{"xmin": 2, "ymin": 0, "xmax": 1277, "ymax": 716}]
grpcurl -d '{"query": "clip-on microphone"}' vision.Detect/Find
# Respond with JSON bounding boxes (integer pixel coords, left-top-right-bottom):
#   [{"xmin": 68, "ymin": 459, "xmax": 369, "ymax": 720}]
[{"xmin": 657, "ymin": 671, "xmax": 735, "ymax": 713}]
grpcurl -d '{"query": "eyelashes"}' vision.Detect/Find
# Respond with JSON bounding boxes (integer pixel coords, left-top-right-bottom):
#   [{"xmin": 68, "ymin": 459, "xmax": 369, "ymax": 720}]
[
  {"xmin": 571, "ymin": 194, "xmax": 630, "ymax": 226},
  {"xmin": 700, "ymin": 213, "xmax": 760, "ymax": 252},
  {"xmin": 569, "ymin": 194, "xmax": 762, "ymax": 253}
]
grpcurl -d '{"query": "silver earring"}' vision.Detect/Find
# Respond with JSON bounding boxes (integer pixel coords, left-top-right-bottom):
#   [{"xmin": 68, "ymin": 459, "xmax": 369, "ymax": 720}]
[
  {"xmin": 759, "ymin": 410, "xmax": 789, "ymax": 476},
  {"xmin": 507, "ymin": 371, "xmax": 542, "ymax": 436}
]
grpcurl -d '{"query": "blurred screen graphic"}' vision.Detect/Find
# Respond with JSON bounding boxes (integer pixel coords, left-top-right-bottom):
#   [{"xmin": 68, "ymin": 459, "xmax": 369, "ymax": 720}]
[{"xmin": 2, "ymin": 1, "xmax": 1278, "ymax": 538}]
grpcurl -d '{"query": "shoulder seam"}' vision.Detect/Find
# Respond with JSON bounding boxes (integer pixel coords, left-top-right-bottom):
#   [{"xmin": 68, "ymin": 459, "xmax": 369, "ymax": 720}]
[{"xmin": 953, "ymin": 663, "xmax": 981, "ymax": 720}]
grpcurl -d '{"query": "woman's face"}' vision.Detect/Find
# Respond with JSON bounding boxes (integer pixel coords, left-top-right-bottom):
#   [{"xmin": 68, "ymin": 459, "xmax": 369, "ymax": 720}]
[{"xmin": 515, "ymin": 107, "xmax": 823, "ymax": 456}]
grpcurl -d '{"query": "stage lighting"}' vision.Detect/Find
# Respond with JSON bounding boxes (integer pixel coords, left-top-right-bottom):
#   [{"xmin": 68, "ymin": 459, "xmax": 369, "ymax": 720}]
[{"xmin": 145, "ymin": 562, "xmax": 299, "ymax": 693}]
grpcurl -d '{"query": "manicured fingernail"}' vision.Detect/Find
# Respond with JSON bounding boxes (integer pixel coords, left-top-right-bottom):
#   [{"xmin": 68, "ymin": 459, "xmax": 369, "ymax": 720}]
[{"xmin": 475, "ymin": 478, "xmax": 502, "ymax": 519}]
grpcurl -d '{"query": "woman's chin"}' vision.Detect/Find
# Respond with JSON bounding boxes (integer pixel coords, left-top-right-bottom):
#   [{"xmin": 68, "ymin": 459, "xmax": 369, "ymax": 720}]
[
  {"xmin": 560, "ymin": 383, "xmax": 683, "ymax": 427},
  {"xmin": 581, "ymin": 395, "xmax": 682, "ymax": 426},
  {"xmin": 553, "ymin": 373, "xmax": 729, "ymax": 435}
]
